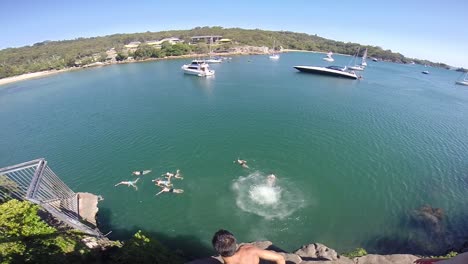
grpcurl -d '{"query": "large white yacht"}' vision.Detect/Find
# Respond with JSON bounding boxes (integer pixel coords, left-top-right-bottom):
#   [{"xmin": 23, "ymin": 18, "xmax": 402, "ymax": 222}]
[
  {"xmin": 294, "ymin": 65, "xmax": 358, "ymax": 79},
  {"xmin": 181, "ymin": 60, "xmax": 215, "ymax": 77}
]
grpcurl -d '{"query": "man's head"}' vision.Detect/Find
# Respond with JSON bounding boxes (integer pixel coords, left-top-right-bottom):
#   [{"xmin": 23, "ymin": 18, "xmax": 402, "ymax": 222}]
[{"xmin": 212, "ymin": 229, "xmax": 237, "ymax": 257}]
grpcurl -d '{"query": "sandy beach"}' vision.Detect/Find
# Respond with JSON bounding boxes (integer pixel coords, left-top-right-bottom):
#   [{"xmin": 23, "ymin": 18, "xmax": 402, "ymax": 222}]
[
  {"xmin": 0, "ymin": 69, "xmax": 74, "ymax": 86},
  {"xmin": 0, "ymin": 51, "xmax": 267, "ymax": 87}
]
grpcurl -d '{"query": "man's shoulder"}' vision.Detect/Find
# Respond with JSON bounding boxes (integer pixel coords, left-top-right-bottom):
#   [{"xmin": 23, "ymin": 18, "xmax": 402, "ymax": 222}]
[{"xmin": 238, "ymin": 244, "xmax": 261, "ymax": 252}]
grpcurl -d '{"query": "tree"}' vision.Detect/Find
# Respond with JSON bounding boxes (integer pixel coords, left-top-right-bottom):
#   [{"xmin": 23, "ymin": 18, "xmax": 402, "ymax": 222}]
[
  {"xmin": 109, "ymin": 230, "xmax": 184, "ymax": 264},
  {"xmin": 115, "ymin": 52, "xmax": 128, "ymax": 61}
]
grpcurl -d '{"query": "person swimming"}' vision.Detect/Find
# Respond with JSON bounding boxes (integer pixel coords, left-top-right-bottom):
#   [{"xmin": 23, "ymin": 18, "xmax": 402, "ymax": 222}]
[
  {"xmin": 234, "ymin": 158, "xmax": 249, "ymax": 168},
  {"xmin": 174, "ymin": 169, "xmax": 183, "ymax": 179},
  {"xmin": 132, "ymin": 170, "xmax": 151, "ymax": 176},
  {"xmin": 152, "ymin": 178, "xmax": 172, "ymax": 188},
  {"xmin": 155, "ymin": 186, "xmax": 184, "ymax": 196},
  {"xmin": 114, "ymin": 178, "xmax": 139, "ymax": 190},
  {"xmin": 266, "ymin": 174, "xmax": 277, "ymax": 187}
]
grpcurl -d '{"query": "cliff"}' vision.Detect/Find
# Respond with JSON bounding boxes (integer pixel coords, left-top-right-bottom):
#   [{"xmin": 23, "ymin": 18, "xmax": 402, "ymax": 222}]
[{"xmin": 188, "ymin": 240, "xmax": 421, "ymax": 264}]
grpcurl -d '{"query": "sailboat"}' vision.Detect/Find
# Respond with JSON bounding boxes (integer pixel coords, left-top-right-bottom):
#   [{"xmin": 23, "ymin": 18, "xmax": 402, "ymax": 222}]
[
  {"xmin": 269, "ymin": 39, "xmax": 280, "ymax": 60},
  {"xmin": 323, "ymin": 52, "xmax": 334, "ymax": 62},
  {"xmin": 348, "ymin": 48, "xmax": 365, "ymax": 71},
  {"xmin": 361, "ymin": 48, "xmax": 368, "ymax": 67},
  {"xmin": 204, "ymin": 37, "xmax": 222, "ymax": 64},
  {"xmin": 455, "ymin": 72, "xmax": 468, "ymax": 86}
]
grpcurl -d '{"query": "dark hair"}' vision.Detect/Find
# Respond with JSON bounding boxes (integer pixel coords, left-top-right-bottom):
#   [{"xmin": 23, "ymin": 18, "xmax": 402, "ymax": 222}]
[{"xmin": 212, "ymin": 229, "xmax": 237, "ymax": 257}]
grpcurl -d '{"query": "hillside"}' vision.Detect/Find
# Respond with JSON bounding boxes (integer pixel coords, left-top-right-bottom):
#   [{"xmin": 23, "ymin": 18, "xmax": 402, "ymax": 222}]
[{"xmin": 0, "ymin": 26, "xmax": 450, "ymax": 79}]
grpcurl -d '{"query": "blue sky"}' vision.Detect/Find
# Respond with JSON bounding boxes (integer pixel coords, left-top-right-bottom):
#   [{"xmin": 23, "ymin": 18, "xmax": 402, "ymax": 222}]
[{"xmin": 1, "ymin": 0, "xmax": 467, "ymax": 67}]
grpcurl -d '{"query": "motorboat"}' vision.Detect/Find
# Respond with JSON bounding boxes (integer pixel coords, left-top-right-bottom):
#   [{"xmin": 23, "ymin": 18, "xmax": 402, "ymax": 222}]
[
  {"xmin": 294, "ymin": 65, "xmax": 358, "ymax": 79},
  {"xmin": 422, "ymin": 70, "xmax": 429, "ymax": 74},
  {"xmin": 455, "ymin": 72, "xmax": 468, "ymax": 86},
  {"xmin": 181, "ymin": 60, "xmax": 215, "ymax": 77},
  {"xmin": 323, "ymin": 52, "xmax": 334, "ymax": 62}
]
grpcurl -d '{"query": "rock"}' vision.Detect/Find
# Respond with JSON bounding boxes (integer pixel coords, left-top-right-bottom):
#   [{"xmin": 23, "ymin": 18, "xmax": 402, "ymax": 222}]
[
  {"xmin": 278, "ymin": 252, "xmax": 302, "ymax": 264},
  {"xmin": 294, "ymin": 243, "xmax": 338, "ymax": 261},
  {"xmin": 186, "ymin": 256, "xmax": 223, "ymax": 264},
  {"xmin": 354, "ymin": 254, "xmax": 419, "ymax": 264},
  {"xmin": 300, "ymin": 256, "xmax": 354, "ymax": 264}
]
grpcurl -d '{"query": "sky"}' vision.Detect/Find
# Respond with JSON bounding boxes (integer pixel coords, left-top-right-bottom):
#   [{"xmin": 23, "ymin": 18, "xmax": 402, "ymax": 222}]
[{"xmin": 1, "ymin": 0, "xmax": 467, "ymax": 67}]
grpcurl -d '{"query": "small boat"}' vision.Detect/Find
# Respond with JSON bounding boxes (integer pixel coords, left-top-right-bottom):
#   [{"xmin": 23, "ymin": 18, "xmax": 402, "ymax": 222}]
[
  {"xmin": 422, "ymin": 70, "xmax": 429, "ymax": 74},
  {"xmin": 455, "ymin": 72, "xmax": 468, "ymax": 86},
  {"xmin": 348, "ymin": 47, "xmax": 365, "ymax": 71},
  {"xmin": 269, "ymin": 39, "xmax": 280, "ymax": 60},
  {"xmin": 372, "ymin": 57, "xmax": 378, "ymax": 62},
  {"xmin": 294, "ymin": 65, "xmax": 358, "ymax": 79},
  {"xmin": 269, "ymin": 54, "xmax": 280, "ymax": 60},
  {"xmin": 204, "ymin": 57, "xmax": 223, "ymax": 63},
  {"xmin": 323, "ymin": 52, "xmax": 334, "ymax": 62},
  {"xmin": 181, "ymin": 60, "xmax": 215, "ymax": 77}
]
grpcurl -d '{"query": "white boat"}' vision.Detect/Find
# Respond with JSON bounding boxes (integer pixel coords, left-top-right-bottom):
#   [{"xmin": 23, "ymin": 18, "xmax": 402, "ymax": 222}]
[
  {"xmin": 269, "ymin": 54, "xmax": 280, "ymax": 60},
  {"xmin": 294, "ymin": 65, "xmax": 358, "ymax": 79},
  {"xmin": 181, "ymin": 60, "xmax": 215, "ymax": 77},
  {"xmin": 204, "ymin": 57, "xmax": 223, "ymax": 63},
  {"xmin": 269, "ymin": 39, "xmax": 280, "ymax": 60},
  {"xmin": 203, "ymin": 37, "xmax": 222, "ymax": 63},
  {"xmin": 361, "ymin": 48, "xmax": 368, "ymax": 66},
  {"xmin": 323, "ymin": 52, "xmax": 334, "ymax": 62},
  {"xmin": 422, "ymin": 70, "xmax": 429, "ymax": 74},
  {"xmin": 348, "ymin": 47, "xmax": 365, "ymax": 71},
  {"xmin": 455, "ymin": 72, "xmax": 468, "ymax": 86}
]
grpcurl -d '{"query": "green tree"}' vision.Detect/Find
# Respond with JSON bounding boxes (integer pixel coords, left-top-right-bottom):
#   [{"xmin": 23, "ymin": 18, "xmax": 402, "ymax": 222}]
[
  {"xmin": 0, "ymin": 200, "xmax": 79, "ymax": 263},
  {"xmin": 109, "ymin": 230, "xmax": 184, "ymax": 264},
  {"xmin": 115, "ymin": 52, "xmax": 128, "ymax": 61}
]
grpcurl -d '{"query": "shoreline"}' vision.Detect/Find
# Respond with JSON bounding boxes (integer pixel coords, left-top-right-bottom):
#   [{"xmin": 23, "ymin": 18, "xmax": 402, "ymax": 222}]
[{"xmin": 0, "ymin": 51, "xmax": 266, "ymax": 87}]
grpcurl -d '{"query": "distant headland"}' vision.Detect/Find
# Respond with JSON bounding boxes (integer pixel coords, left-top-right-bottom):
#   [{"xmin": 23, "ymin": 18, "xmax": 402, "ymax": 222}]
[{"xmin": 0, "ymin": 26, "xmax": 464, "ymax": 85}]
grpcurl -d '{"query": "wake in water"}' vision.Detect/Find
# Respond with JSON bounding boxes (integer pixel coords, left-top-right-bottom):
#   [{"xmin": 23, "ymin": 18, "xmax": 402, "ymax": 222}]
[{"xmin": 232, "ymin": 171, "xmax": 305, "ymax": 219}]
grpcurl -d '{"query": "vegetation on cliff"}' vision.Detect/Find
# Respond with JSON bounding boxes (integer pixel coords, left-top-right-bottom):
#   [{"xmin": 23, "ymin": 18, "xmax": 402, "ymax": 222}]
[
  {"xmin": 0, "ymin": 26, "xmax": 451, "ymax": 79},
  {"xmin": 0, "ymin": 199, "xmax": 184, "ymax": 264}
]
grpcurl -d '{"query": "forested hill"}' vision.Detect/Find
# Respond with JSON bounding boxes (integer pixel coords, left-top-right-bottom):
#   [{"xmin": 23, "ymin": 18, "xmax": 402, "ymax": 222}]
[{"xmin": 0, "ymin": 26, "xmax": 449, "ymax": 78}]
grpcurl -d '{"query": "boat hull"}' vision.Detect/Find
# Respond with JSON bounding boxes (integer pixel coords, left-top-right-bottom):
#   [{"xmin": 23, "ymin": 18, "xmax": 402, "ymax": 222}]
[
  {"xmin": 294, "ymin": 66, "xmax": 358, "ymax": 79},
  {"xmin": 455, "ymin": 81, "xmax": 468, "ymax": 86},
  {"xmin": 348, "ymin": 66, "xmax": 365, "ymax": 71},
  {"xmin": 323, "ymin": 58, "xmax": 334, "ymax": 62},
  {"xmin": 181, "ymin": 66, "xmax": 215, "ymax": 77}
]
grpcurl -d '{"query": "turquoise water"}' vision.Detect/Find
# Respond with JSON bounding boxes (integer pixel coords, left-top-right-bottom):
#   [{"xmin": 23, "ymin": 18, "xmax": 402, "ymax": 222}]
[{"xmin": 1, "ymin": 53, "xmax": 467, "ymax": 256}]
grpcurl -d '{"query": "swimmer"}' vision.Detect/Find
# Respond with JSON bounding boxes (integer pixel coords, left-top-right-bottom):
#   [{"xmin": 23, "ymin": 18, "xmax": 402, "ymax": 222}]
[
  {"xmin": 162, "ymin": 172, "xmax": 175, "ymax": 179},
  {"xmin": 174, "ymin": 169, "xmax": 184, "ymax": 180},
  {"xmin": 266, "ymin": 174, "xmax": 277, "ymax": 187},
  {"xmin": 152, "ymin": 178, "xmax": 172, "ymax": 188},
  {"xmin": 114, "ymin": 178, "xmax": 139, "ymax": 190},
  {"xmin": 234, "ymin": 158, "xmax": 249, "ymax": 168},
  {"xmin": 132, "ymin": 170, "xmax": 151, "ymax": 176},
  {"xmin": 155, "ymin": 186, "xmax": 184, "ymax": 196}
]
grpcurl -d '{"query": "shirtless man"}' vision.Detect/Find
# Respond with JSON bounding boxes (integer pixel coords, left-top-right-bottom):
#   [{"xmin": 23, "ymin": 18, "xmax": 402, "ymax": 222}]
[
  {"xmin": 132, "ymin": 170, "xmax": 151, "ymax": 176},
  {"xmin": 212, "ymin": 229, "xmax": 285, "ymax": 264},
  {"xmin": 155, "ymin": 186, "xmax": 184, "ymax": 196},
  {"xmin": 234, "ymin": 158, "xmax": 249, "ymax": 168},
  {"xmin": 114, "ymin": 178, "xmax": 139, "ymax": 190}
]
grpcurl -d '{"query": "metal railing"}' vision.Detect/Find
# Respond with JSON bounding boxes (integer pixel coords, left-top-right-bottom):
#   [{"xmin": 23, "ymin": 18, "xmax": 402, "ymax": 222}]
[{"xmin": 0, "ymin": 159, "xmax": 102, "ymax": 237}]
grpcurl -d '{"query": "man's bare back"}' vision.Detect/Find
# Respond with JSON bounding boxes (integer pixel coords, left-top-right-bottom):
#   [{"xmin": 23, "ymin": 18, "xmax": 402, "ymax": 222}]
[
  {"xmin": 222, "ymin": 244, "xmax": 284, "ymax": 264},
  {"xmin": 212, "ymin": 229, "xmax": 284, "ymax": 264}
]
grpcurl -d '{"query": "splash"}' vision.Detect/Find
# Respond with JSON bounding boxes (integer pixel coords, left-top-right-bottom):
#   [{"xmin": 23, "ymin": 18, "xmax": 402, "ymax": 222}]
[{"xmin": 232, "ymin": 171, "xmax": 305, "ymax": 219}]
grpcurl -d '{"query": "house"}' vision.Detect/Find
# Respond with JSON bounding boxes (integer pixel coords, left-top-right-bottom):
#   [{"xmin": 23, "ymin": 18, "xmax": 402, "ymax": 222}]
[
  {"xmin": 146, "ymin": 37, "xmax": 182, "ymax": 48},
  {"xmin": 124, "ymin": 41, "xmax": 141, "ymax": 48},
  {"xmin": 190, "ymin": 35, "xmax": 223, "ymax": 44}
]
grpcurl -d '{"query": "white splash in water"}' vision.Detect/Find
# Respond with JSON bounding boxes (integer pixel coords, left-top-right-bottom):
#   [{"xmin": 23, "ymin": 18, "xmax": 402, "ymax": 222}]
[{"xmin": 232, "ymin": 171, "xmax": 305, "ymax": 219}]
